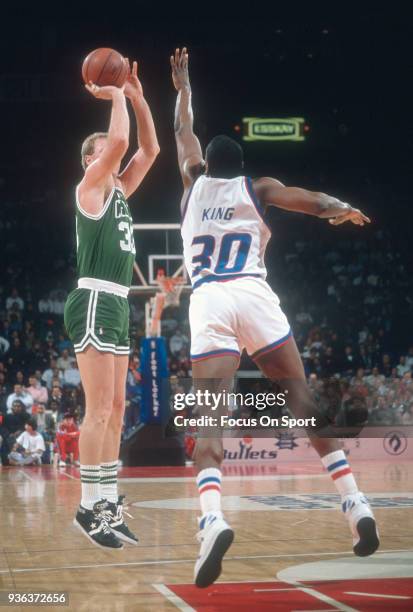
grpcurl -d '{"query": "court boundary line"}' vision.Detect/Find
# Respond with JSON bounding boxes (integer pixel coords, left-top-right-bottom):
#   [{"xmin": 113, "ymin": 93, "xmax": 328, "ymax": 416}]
[
  {"xmin": 1, "ymin": 548, "xmax": 411, "ymax": 576},
  {"xmin": 285, "ymin": 579, "xmax": 357, "ymax": 612},
  {"xmin": 152, "ymin": 584, "xmax": 195, "ymax": 612}
]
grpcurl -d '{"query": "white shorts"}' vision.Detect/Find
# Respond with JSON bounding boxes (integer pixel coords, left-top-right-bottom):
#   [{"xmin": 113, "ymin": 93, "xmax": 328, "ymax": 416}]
[{"xmin": 189, "ymin": 276, "xmax": 292, "ymax": 362}]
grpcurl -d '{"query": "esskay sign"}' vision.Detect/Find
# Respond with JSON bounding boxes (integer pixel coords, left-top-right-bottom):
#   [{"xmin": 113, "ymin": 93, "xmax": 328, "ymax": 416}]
[{"xmin": 243, "ymin": 117, "xmax": 305, "ymax": 141}]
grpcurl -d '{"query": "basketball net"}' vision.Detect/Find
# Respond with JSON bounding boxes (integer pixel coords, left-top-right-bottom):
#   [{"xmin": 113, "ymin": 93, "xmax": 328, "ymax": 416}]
[{"xmin": 146, "ymin": 270, "xmax": 185, "ymax": 337}]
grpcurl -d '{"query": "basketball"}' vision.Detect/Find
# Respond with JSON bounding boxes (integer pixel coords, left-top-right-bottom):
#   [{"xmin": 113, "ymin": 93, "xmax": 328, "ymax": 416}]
[{"xmin": 82, "ymin": 48, "xmax": 128, "ymax": 88}]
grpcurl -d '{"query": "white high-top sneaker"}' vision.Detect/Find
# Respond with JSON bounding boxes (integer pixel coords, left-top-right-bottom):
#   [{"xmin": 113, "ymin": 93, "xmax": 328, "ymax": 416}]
[
  {"xmin": 342, "ymin": 492, "xmax": 379, "ymax": 556},
  {"xmin": 194, "ymin": 512, "xmax": 234, "ymax": 588}
]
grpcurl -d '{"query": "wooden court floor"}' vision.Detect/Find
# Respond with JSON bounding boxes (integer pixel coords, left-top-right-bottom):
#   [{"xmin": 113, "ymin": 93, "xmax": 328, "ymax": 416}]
[{"xmin": 0, "ymin": 460, "xmax": 412, "ymax": 611}]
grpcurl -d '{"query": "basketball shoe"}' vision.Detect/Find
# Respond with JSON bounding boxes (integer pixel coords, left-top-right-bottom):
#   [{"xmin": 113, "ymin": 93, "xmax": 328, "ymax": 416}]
[
  {"xmin": 73, "ymin": 499, "xmax": 123, "ymax": 549},
  {"xmin": 102, "ymin": 495, "xmax": 138, "ymax": 545},
  {"xmin": 343, "ymin": 492, "xmax": 379, "ymax": 556},
  {"xmin": 194, "ymin": 512, "xmax": 234, "ymax": 587}
]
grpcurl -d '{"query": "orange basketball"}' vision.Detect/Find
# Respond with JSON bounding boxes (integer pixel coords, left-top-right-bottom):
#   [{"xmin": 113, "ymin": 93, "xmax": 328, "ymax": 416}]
[{"xmin": 82, "ymin": 48, "xmax": 128, "ymax": 88}]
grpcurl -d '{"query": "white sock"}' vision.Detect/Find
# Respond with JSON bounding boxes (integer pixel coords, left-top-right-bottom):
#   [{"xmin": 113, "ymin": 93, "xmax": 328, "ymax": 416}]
[
  {"xmin": 80, "ymin": 464, "xmax": 101, "ymax": 510},
  {"xmin": 196, "ymin": 467, "xmax": 222, "ymax": 517},
  {"xmin": 100, "ymin": 461, "xmax": 118, "ymax": 504},
  {"xmin": 321, "ymin": 450, "xmax": 359, "ymax": 498}
]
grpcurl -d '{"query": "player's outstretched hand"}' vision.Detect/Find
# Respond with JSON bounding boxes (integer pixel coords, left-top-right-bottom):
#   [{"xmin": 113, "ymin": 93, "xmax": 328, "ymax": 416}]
[
  {"xmin": 124, "ymin": 59, "xmax": 143, "ymax": 100},
  {"xmin": 170, "ymin": 47, "xmax": 190, "ymax": 91},
  {"xmin": 329, "ymin": 208, "xmax": 371, "ymax": 226},
  {"xmin": 85, "ymin": 82, "xmax": 125, "ymax": 100}
]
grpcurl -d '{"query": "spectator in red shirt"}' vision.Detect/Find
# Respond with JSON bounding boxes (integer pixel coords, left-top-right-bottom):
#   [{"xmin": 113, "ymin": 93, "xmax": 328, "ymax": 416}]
[{"xmin": 56, "ymin": 413, "xmax": 80, "ymax": 467}]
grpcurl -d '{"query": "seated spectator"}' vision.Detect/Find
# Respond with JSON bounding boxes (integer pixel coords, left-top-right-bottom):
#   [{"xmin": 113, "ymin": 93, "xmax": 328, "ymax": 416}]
[
  {"xmin": 48, "ymin": 385, "xmax": 64, "ymax": 414},
  {"xmin": 396, "ymin": 356, "xmax": 410, "ymax": 378},
  {"xmin": 0, "ymin": 334, "xmax": 10, "ymax": 356},
  {"xmin": 26, "ymin": 374, "xmax": 48, "ymax": 405},
  {"xmin": 6, "ymin": 384, "xmax": 33, "ymax": 414},
  {"xmin": 57, "ymin": 333, "xmax": 72, "ymax": 354},
  {"xmin": 6, "ymin": 288, "xmax": 24, "ymax": 312},
  {"xmin": 0, "ymin": 371, "xmax": 9, "ymax": 414},
  {"xmin": 63, "ymin": 363, "xmax": 81, "ymax": 388},
  {"xmin": 56, "ymin": 413, "xmax": 80, "ymax": 466},
  {"xmin": 6, "ymin": 338, "xmax": 28, "ymax": 374},
  {"xmin": 406, "ymin": 347, "xmax": 413, "ymax": 370},
  {"xmin": 365, "ymin": 367, "xmax": 384, "ymax": 388},
  {"xmin": 8, "ymin": 418, "xmax": 45, "ymax": 466},
  {"xmin": 127, "ymin": 354, "xmax": 142, "ymax": 387},
  {"xmin": 4, "ymin": 400, "xmax": 30, "ymax": 441},
  {"xmin": 41, "ymin": 359, "xmax": 64, "ymax": 389},
  {"xmin": 15, "ymin": 370, "xmax": 25, "ymax": 385},
  {"xmin": 169, "ymin": 328, "xmax": 189, "ymax": 356},
  {"xmin": 381, "ymin": 353, "xmax": 393, "ymax": 377},
  {"xmin": 57, "ymin": 349, "xmax": 74, "ymax": 371},
  {"xmin": 32, "ymin": 404, "xmax": 55, "ymax": 439}
]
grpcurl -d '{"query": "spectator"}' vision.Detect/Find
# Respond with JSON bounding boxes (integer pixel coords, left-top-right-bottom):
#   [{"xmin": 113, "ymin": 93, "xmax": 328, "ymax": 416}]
[
  {"xmin": 28, "ymin": 341, "xmax": 49, "ymax": 371},
  {"xmin": 26, "ymin": 375, "xmax": 48, "ymax": 406},
  {"xmin": 381, "ymin": 353, "xmax": 393, "ymax": 377},
  {"xmin": 48, "ymin": 385, "xmax": 64, "ymax": 415},
  {"xmin": 56, "ymin": 413, "xmax": 80, "ymax": 466},
  {"xmin": 365, "ymin": 367, "xmax": 384, "ymax": 387},
  {"xmin": 57, "ymin": 333, "xmax": 71, "ymax": 353},
  {"xmin": 41, "ymin": 359, "xmax": 64, "ymax": 389},
  {"xmin": 169, "ymin": 328, "xmax": 189, "ymax": 356},
  {"xmin": 6, "ymin": 288, "xmax": 24, "ymax": 312},
  {"xmin": 396, "ymin": 356, "xmax": 410, "ymax": 378},
  {"xmin": 6, "ymin": 337, "xmax": 28, "ymax": 373},
  {"xmin": 63, "ymin": 362, "xmax": 81, "ymax": 388},
  {"xmin": 6, "ymin": 384, "xmax": 33, "ymax": 413},
  {"xmin": 32, "ymin": 404, "xmax": 55, "ymax": 439},
  {"xmin": 56, "ymin": 348, "xmax": 74, "ymax": 371},
  {"xmin": 405, "ymin": 347, "xmax": 413, "ymax": 370},
  {"xmin": 0, "ymin": 334, "xmax": 10, "ymax": 356},
  {"xmin": 4, "ymin": 400, "xmax": 30, "ymax": 439},
  {"xmin": 8, "ymin": 418, "xmax": 45, "ymax": 465},
  {"xmin": 15, "ymin": 370, "xmax": 25, "ymax": 385},
  {"xmin": 342, "ymin": 346, "xmax": 357, "ymax": 374},
  {"xmin": 0, "ymin": 372, "xmax": 9, "ymax": 413}
]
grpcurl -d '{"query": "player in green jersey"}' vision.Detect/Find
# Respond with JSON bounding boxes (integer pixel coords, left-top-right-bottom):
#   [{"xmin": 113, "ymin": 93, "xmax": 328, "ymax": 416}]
[{"xmin": 64, "ymin": 60, "xmax": 159, "ymax": 548}]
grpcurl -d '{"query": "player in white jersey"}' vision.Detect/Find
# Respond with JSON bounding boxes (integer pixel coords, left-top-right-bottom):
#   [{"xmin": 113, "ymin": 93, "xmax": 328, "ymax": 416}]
[{"xmin": 171, "ymin": 48, "xmax": 379, "ymax": 588}]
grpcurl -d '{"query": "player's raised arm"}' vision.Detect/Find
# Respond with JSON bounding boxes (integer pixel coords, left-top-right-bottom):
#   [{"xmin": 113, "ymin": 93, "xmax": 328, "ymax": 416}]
[
  {"xmin": 81, "ymin": 84, "xmax": 129, "ymax": 199},
  {"xmin": 118, "ymin": 60, "xmax": 160, "ymax": 198},
  {"xmin": 253, "ymin": 177, "xmax": 371, "ymax": 226},
  {"xmin": 171, "ymin": 47, "xmax": 204, "ymax": 188}
]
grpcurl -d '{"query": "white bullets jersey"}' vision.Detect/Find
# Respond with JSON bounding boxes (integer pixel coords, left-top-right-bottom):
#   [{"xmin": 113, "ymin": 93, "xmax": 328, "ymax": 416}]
[{"xmin": 181, "ymin": 175, "xmax": 271, "ymax": 290}]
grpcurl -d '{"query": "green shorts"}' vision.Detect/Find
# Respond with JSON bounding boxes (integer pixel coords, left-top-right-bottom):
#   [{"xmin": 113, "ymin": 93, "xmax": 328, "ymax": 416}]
[{"xmin": 64, "ymin": 288, "xmax": 130, "ymax": 355}]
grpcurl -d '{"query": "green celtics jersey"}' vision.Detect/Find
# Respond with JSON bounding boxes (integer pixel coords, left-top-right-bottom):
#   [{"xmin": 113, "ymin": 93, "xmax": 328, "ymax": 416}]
[{"xmin": 75, "ymin": 185, "xmax": 136, "ymax": 288}]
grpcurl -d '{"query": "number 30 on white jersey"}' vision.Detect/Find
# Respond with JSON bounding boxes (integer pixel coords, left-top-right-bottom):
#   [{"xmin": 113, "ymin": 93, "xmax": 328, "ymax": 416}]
[{"xmin": 181, "ymin": 175, "xmax": 271, "ymax": 290}]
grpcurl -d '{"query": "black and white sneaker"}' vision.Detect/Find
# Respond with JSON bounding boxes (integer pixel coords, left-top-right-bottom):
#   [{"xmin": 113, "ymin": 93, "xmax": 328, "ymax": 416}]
[
  {"xmin": 73, "ymin": 500, "xmax": 123, "ymax": 549},
  {"xmin": 343, "ymin": 492, "xmax": 380, "ymax": 556},
  {"xmin": 102, "ymin": 495, "xmax": 138, "ymax": 545}
]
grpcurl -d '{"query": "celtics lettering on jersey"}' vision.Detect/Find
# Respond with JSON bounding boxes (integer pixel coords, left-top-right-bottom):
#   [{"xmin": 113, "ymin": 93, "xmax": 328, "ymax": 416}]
[{"xmin": 75, "ymin": 185, "xmax": 135, "ymax": 288}]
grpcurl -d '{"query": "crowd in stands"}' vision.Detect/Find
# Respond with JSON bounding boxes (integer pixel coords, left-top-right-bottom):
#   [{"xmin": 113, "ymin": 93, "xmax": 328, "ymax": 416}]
[{"xmin": 1, "ymin": 198, "xmax": 412, "ymax": 465}]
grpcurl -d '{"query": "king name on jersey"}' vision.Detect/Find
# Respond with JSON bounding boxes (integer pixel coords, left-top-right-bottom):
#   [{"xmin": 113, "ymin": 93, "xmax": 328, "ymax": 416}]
[{"xmin": 202, "ymin": 207, "xmax": 235, "ymax": 222}]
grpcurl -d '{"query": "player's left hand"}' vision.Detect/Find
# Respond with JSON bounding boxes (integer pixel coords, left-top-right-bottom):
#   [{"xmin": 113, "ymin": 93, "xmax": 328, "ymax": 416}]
[
  {"xmin": 170, "ymin": 47, "xmax": 190, "ymax": 91},
  {"xmin": 124, "ymin": 59, "xmax": 143, "ymax": 100},
  {"xmin": 329, "ymin": 208, "xmax": 371, "ymax": 226}
]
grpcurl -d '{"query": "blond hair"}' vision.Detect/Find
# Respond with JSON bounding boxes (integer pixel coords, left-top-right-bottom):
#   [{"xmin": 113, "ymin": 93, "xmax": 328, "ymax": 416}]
[{"xmin": 81, "ymin": 132, "xmax": 108, "ymax": 170}]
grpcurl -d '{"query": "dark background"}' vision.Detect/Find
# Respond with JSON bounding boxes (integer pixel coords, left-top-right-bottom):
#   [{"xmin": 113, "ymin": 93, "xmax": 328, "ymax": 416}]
[{"xmin": 1, "ymin": 8, "xmax": 412, "ymax": 347}]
